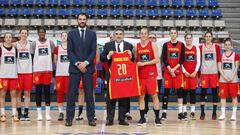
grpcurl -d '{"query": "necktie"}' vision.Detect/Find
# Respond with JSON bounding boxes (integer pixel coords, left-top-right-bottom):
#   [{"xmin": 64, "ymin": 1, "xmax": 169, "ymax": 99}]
[
  {"xmin": 117, "ymin": 43, "xmax": 121, "ymax": 52},
  {"xmin": 81, "ymin": 29, "xmax": 85, "ymax": 41}
]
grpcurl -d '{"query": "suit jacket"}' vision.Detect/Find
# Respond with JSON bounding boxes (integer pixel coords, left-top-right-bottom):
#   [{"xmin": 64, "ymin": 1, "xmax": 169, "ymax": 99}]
[
  {"xmin": 67, "ymin": 28, "xmax": 97, "ymax": 74},
  {"xmin": 100, "ymin": 41, "xmax": 134, "ymax": 80}
]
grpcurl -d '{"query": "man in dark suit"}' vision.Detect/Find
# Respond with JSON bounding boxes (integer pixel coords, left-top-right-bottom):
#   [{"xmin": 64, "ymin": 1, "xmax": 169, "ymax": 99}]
[
  {"xmin": 100, "ymin": 27, "xmax": 134, "ymax": 126},
  {"xmin": 65, "ymin": 13, "xmax": 97, "ymax": 126}
]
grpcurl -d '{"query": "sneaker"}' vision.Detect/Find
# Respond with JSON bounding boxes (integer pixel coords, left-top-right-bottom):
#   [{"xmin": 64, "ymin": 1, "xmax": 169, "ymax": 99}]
[
  {"xmin": 137, "ymin": 118, "xmax": 146, "ymax": 126},
  {"xmin": 125, "ymin": 113, "xmax": 132, "ymax": 120},
  {"xmin": 37, "ymin": 114, "xmax": 43, "ymax": 121},
  {"xmin": 12, "ymin": 115, "xmax": 19, "ymax": 122},
  {"xmin": 218, "ymin": 114, "xmax": 225, "ymax": 120},
  {"xmin": 178, "ymin": 113, "xmax": 184, "ymax": 120},
  {"xmin": 155, "ymin": 118, "xmax": 162, "ymax": 126},
  {"xmin": 161, "ymin": 112, "xmax": 167, "ymax": 121},
  {"xmin": 94, "ymin": 116, "xmax": 97, "ymax": 120},
  {"xmin": 46, "ymin": 114, "xmax": 52, "ymax": 121},
  {"xmin": 182, "ymin": 112, "xmax": 188, "ymax": 121},
  {"xmin": 230, "ymin": 115, "xmax": 236, "ymax": 121},
  {"xmin": 212, "ymin": 112, "xmax": 217, "ymax": 120},
  {"xmin": 75, "ymin": 113, "xmax": 83, "ymax": 120},
  {"xmin": 18, "ymin": 113, "xmax": 23, "ymax": 121},
  {"xmin": 200, "ymin": 112, "xmax": 205, "ymax": 120},
  {"xmin": 23, "ymin": 113, "xmax": 30, "ymax": 121},
  {"xmin": 190, "ymin": 112, "xmax": 196, "ymax": 120},
  {"xmin": 0, "ymin": 115, "xmax": 6, "ymax": 122},
  {"xmin": 58, "ymin": 113, "xmax": 64, "ymax": 121}
]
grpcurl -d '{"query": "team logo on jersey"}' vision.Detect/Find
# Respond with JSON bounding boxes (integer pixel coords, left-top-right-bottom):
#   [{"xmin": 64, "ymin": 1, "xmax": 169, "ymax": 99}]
[
  {"xmin": 223, "ymin": 63, "xmax": 232, "ymax": 70},
  {"xmin": 3, "ymin": 80, "xmax": 8, "ymax": 87},
  {"xmin": 186, "ymin": 54, "xmax": 195, "ymax": 61},
  {"xmin": 19, "ymin": 52, "xmax": 29, "ymax": 60},
  {"xmin": 38, "ymin": 48, "xmax": 49, "ymax": 56},
  {"xmin": 204, "ymin": 53, "xmax": 214, "ymax": 61},
  {"xmin": 4, "ymin": 56, "xmax": 14, "ymax": 64},
  {"xmin": 169, "ymin": 52, "xmax": 178, "ymax": 59},
  {"xmin": 140, "ymin": 54, "xmax": 150, "ymax": 62},
  {"xmin": 60, "ymin": 55, "xmax": 69, "ymax": 62}
]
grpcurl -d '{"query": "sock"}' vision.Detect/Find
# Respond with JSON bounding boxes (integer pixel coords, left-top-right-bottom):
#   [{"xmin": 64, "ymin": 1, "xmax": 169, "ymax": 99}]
[
  {"xmin": 37, "ymin": 107, "xmax": 42, "ymax": 115},
  {"xmin": 24, "ymin": 108, "xmax": 29, "ymax": 115},
  {"xmin": 221, "ymin": 107, "xmax": 225, "ymax": 116},
  {"xmin": 58, "ymin": 106, "xmax": 63, "ymax": 113},
  {"xmin": 178, "ymin": 104, "xmax": 183, "ymax": 113},
  {"xmin": 232, "ymin": 107, "xmax": 237, "ymax": 116},
  {"xmin": 1, "ymin": 108, "xmax": 5, "ymax": 115},
  {"xmin": 140, "ymin": 110, "xmax": 145, "ymax": 119},
  {"xmin": 78, "ymin": 105, "xmax": 83, "ymax": 115},
  {"xmin": 191, "ymin": 106, "xmax": 195, "ymax": 113},
  {"xmin": 201, "ymin": 105, "xmax": 205, "ymax": 114},
  {"xmin": 163, "ymin": 110, "xmax": 167, "ymax": 113},
  {"xmin": 183, "ymin": 105, "xmax": 187, "ymax": 112},
  {"xmin": 17, "ymin": 107, "xmax": 22, "ymax": 115},
  {"xmin": 154, "ymin": 109, "xmax": 160, "ymax": 119},
  {"xmin": 46, "ymin": 106, "xmax": 51, "ymax": 116},
  {"xmin": 213, "ymin": 105, "xmax": 217, "ymax": 114},
  {"xmin": 12, "ymin": 108, "xmax": 17, "ymax": 115}
]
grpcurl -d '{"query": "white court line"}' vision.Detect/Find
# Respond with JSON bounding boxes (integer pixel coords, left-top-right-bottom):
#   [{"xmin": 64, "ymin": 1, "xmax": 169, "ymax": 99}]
[{"xmin": 100, "ymin": 109, "xmax": 107, "ymax": 135}]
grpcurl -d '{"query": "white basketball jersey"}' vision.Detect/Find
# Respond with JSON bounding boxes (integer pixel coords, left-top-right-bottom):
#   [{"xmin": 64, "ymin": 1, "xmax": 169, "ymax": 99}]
[
  {"xmin": 16, "ymin": 41, "xmax": 32, "ymax": 74},
  {"xmin": 219, "ymin": 52, "xmax": 238, "ymax": 83},
  {"xmin": 0, "ymin": 46, "xmax": 18, "ymax": 78},
  {"xmin": 33, "ymin": 39, "xmax": 53, "ymax": 72},
  {"xmin": 201, "ymin": 44, "xmax": 218, "ymax": 74},
  {"xmin": 56, "ymin": 45, "xmax": 69, "ymax": 76}
]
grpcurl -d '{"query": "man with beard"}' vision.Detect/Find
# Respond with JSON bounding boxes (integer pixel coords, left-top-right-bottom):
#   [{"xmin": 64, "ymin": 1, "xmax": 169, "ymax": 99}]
[{"xmin": 65, "ymin": 13, "xmax": 97, "ymax": 126}]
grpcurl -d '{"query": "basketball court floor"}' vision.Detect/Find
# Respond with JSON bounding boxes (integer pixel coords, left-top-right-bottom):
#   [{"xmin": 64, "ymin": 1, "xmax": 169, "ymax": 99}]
[{"xmin": 0, "ymin": 102, "xmax": 239, "ymax": 135}]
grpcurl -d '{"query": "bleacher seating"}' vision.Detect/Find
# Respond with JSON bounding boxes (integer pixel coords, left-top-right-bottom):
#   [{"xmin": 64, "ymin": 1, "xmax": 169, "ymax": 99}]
[
  {"xmin": 72, "ymin": 0, "xmax": 84, "ymax": 7},
  {"xmin": 97, "ymin": 9, "xmax": 108, "ymax": 17},
  {"xmin": 0, "ymin": 0, "xmax": 228, "ymax": 39},
  {"xmin": 196, "ymin": 0, "xmax": 206, "ymax": 8},
  {"xmin": 8, "ymin": 8, "xmax": 19, "ymax": 16},
  {"xmin": 172, "ymin": 0, "xmax": 182, "ymax": 8},
  {"xmin": 20, "ymin": 8, "xmax": 31, "ymax": 16},
  {"xmin": 211, "ymin": 9, "xmax": 222, "ymax": 18},
  {"xmin": 35, "ymin": 0, "xmax": 45, "ymax": 6},
  {"xmin": 110, "ymin": 8, "xmax": 121, "ymax": 17},
  {"xmin": 159, "ymin": 0, "xmax": 170, "ymax": 7},
  {"xmin": 110, "ymin": 0, "xmax": 120, "ymax": 7},
  {"xmin": 186, "ymin": 9, "xmax": 197, "ymax": 18},
  {"xmin": 147, "ymin": 0, "xmax": 157, "ymax": 8},
  {"xmin": 23, "ymin": 0, "xmax": 34, "ymax": 6},
  {"xmin": 173, "ymin": 9, "xmax": 184, "ymax": 18},
  {"xmin": 123, "ymin": 0, "xmax": 133, "ymax": 8},
  {"xmin": 135, "ymin": 8, "xmax": 147, "ymax": 18},
  {"xmin": 208, "ymin": 0, "xmax": 219, "ymax": 8},
  {"xmin": 0, "ymin": 8, "xmax": 5, "ymax": 16},
  {"xmin": 184, "ymin": 0, "xmax": 194, "ymax": 8},
  {"xmin": 199, "ymin": 9, "xmax": 209, "ymax": 18},
  {"xmin": 60, "ymin": 0, "xmax": 71, "ymax": 7},
  {"xmin": 11, "ymin": 0, "xmax": 21, "ymax": 6},
  {"xmin": 0, "ymin": 0, "xmax": 8, "ymax": 6},
  {"xmin": 135, "ymin": 0, "xmax": 145, "ymax": 8},
  {"xmin": 48, "ymin": 0, "xmax": 59, "ymax": 7}
]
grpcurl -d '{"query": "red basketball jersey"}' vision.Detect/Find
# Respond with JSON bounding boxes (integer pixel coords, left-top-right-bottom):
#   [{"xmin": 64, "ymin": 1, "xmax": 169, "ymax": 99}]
[
  {"xmin": 109, "ymin": 51, "xmax": 141, "ymax": 99},
  {"xmin": 136, "ymin": 41, "xmax": 157, "ymax": 79},
  {"xmin": 165, "ymin": 41, "xmax": 182, "ymax": 74},
  {"xmin": 183, "ymin": 45, "xmax": 197, "ymax": 74}
]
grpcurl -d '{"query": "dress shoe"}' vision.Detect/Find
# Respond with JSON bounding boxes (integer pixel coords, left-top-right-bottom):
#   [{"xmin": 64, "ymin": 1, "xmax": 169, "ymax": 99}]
[
  {"xmin": 106, "ymin": 120, "xmax": 114, "ymax": 126},
  {"xmin": 88, "ymin": 120, "xmax": 96, "ymax": 126},
  {"xmin": 65, "ymin": 120, "xmax": 72, "ymax": 127},
  {"xmin": 119, "ymin": 121, "xmax": 129, "ymax": 126}
]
